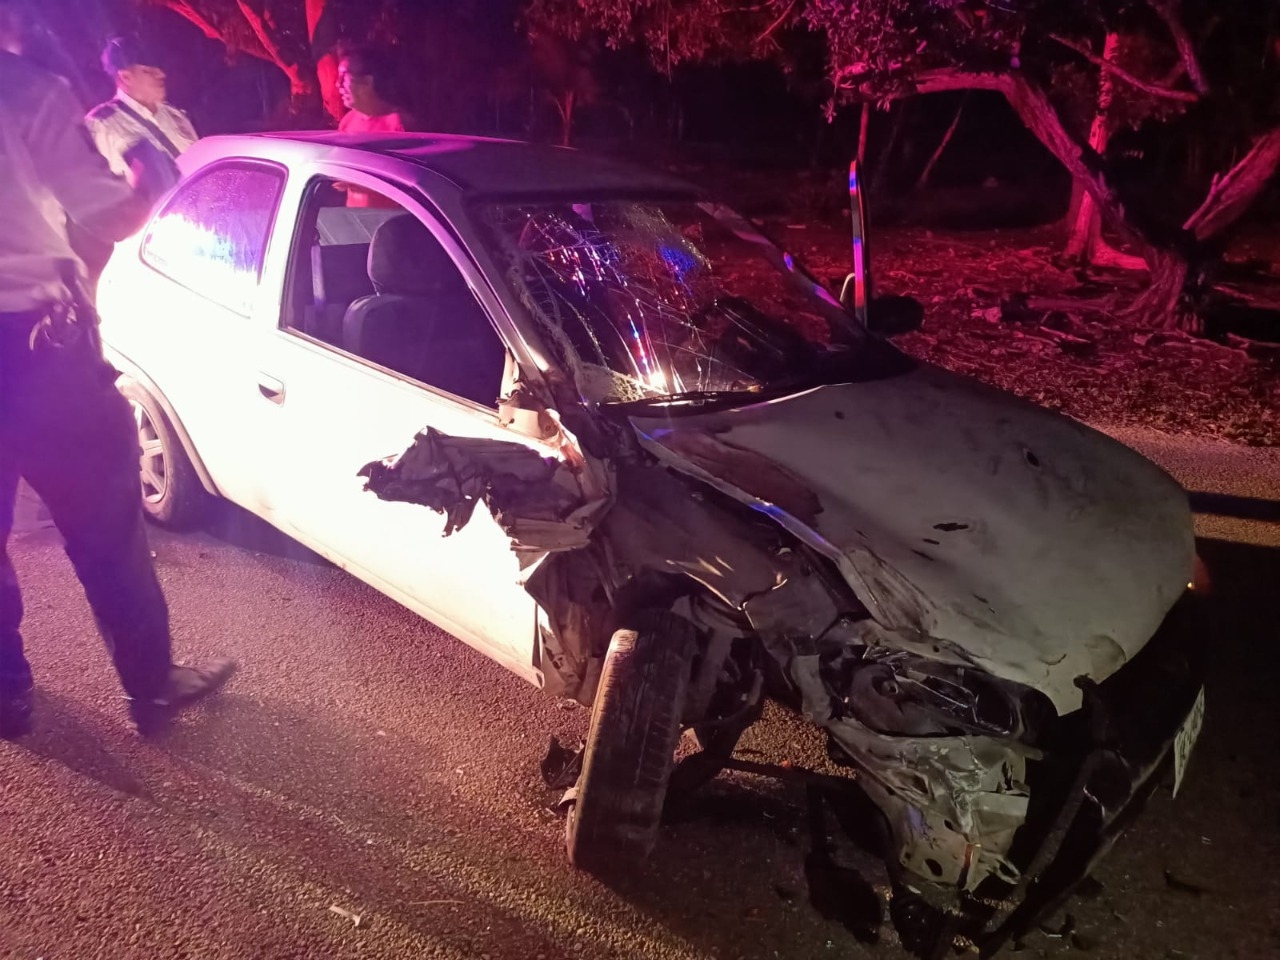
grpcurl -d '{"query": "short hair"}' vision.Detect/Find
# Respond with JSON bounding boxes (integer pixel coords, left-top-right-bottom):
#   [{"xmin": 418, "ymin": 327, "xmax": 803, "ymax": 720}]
[
  {"xmin": 339, "ymin": 45, "xmax": 403, "ymax": 105},
  {"xmin": 102, "ymin": 36, "xmax": 156, "ymax": 77}
]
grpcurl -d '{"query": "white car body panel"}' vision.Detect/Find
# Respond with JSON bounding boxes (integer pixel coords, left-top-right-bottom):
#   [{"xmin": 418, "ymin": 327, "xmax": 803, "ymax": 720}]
[{"xmin": 98, "ymin": 137, "xmax": 549, "ymax": 685}]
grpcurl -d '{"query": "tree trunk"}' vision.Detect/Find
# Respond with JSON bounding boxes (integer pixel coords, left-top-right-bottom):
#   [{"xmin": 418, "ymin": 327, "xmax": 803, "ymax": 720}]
[
  {"xmin": 1063, "ymin": 34, "xmax": 1148, "ymax": 271},
  {"xmin": 908, "ymin": 70, "xmax": 1280, "ymax": 329},
  {"xmin": 1137, "ymin": 126, "xmax": 1280, "ymax": 330},
  {"xmin": 1129, "ymin": 248, "xmax": 1192, "ymax": 329},
  {"xmin": 870, "ymin": 100, "xmax": 910, "ymax": 196},
  {"xmin": 314, "ymin": 53, "xmax": 341, "ymax": 123},
  {"xmin": 559, "ymin": 90, "xmax": 575, "ymax": 147},
  {"xmin": 916, "ymin": 94, "xmax": 965, "ymax": 190},
  {"xmin": 1065, "ymin": 33, "xmax": 1119, "ymax": 262},
  {"xmin": 306, "ymin": 0, "xmax": 342, "ymax": 123},
  {"xmin": 856, "ymin": 101, "xmax": 870, "ymax": 168}
]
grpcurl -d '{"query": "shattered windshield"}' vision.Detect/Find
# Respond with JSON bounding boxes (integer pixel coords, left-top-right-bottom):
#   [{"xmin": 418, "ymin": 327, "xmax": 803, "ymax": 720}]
[{"xmin": 476, "ymin": 199, "xmax": 865, "ymax": 404}]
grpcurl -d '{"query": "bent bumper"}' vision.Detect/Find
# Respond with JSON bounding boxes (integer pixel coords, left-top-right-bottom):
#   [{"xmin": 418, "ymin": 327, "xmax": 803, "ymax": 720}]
[{"xmin": 965, "ymin": 593, "xmax": 1207, "ymax": 955}]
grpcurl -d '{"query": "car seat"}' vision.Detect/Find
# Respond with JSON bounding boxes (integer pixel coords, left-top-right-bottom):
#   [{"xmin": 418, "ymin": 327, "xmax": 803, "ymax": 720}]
[
  {"xmin": 307, "ymin": 242, "xmax": 373, "ymax": 344},
  {"xmin": 342, "ymin": 215, "xmax": 506, "ymax": 403},
  {"xmin": 342, "ymin": 214, "xmax": 458, "ymax": 375}
]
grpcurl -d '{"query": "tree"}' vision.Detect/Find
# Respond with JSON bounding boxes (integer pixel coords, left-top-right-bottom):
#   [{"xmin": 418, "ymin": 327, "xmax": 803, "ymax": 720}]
[
  {"xmin": 528, "ymin": 29, "xmax": 601, "ymax": 145},
  {"xmin": 145, "ymin": 0, "xmax": 343, "ymax": 121},
  {"xmin": 524, "ymin": 0, "xmax": 1280, "ymax": 330}
]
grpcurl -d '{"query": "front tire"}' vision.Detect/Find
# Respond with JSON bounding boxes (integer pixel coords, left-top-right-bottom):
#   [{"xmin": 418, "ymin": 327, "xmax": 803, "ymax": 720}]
[
  {"xmin": 566, "ymin": 610, "xmax": 697, "ymax": 876},
  {"xmin": 120, "ymin": 380, "xmax": 205, "ymax": 529}
]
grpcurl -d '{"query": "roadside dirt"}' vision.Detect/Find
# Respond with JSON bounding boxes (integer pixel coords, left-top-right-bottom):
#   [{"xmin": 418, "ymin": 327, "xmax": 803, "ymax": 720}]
[{"xmin": 775, "ymin": 221, "xmax": 1280, "ymax": 446}]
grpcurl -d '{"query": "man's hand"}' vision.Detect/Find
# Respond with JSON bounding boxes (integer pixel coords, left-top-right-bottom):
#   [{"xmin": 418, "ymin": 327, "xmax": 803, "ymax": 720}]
[{"xmin": 123, "ymin": 139, "xmax": 180, "ymax": 202}]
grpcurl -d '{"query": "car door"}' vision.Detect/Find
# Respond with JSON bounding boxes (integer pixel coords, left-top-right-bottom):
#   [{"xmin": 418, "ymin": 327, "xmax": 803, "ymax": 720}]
[
  {"xmin": 97, "ymin": 160, "xmax": 288, "ymax": 515},
  {"xmin": 252, "ymin": 169, "xmax": 545, "ymax": 683}
]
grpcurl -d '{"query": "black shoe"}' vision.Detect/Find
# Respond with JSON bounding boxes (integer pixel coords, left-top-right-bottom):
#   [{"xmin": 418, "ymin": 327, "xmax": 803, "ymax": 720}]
[
  {"xmin": 0, "ymin": 674, "xmax": 34, "ymax": 740},
  {"xmin": 129, "ymin": 659, "xmax": 237, "ymax": 735}
]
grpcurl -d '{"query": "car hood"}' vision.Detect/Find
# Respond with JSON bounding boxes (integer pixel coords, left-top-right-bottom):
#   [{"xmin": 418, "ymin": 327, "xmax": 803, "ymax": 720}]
[{"xmin": 627, "ymin": 364, "xmax": 1195, "ymax": 713}]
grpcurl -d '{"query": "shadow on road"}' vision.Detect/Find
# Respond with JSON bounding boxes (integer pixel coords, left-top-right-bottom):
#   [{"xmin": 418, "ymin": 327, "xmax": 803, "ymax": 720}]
[
  {"xmin": 197, "ymin": 499, "xmax": 329, "ymax": 565},
  {"xmin": 8, "ymin": 535, "xmax": 1276, "ymax": 960},
  {"xmin": 1189, "ymin": 491, "xmax": 1280, "ymax": 523}
]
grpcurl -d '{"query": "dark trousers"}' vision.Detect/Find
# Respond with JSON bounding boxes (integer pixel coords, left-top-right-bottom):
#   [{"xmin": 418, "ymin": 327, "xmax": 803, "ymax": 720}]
[{"xmin": 0, "ymin": 311, "xmax": 171, "ymax": 700}]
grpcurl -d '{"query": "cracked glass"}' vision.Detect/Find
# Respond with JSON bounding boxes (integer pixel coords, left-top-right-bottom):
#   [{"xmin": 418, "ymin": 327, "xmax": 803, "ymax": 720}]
[{"xmin": 476, "ymin": 200, "xmax": 866, "ymax": 403}]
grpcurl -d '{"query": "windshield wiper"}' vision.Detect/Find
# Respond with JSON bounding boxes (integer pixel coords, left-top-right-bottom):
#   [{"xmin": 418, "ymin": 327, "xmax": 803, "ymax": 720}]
[{"xmin": 601, "ymin": 388, "xmax": 774, "ymax": 411}]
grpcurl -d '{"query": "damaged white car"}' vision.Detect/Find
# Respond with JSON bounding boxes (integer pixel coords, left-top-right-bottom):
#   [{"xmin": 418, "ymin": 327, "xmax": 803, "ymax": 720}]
[{"xmin": 96, "ymin": 132, "xmax": 1207, "ymax": 956}]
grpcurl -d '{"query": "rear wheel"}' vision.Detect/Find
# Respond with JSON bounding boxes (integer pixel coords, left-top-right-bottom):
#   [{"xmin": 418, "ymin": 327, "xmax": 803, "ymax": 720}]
[
  {"xmin": 565, "ymin": 610, "xmax": 697, "ymax": 876},
  {"xmin": 120, "ymin": 381, "xmax": 205, "ymax": 529}
]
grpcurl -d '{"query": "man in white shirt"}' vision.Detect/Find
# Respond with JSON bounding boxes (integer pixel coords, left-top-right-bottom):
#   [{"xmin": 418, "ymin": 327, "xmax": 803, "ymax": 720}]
[
  {"xmin": 75, "ymin": 36, "xmax": 198, "ymax": 284},
  {"xmin": 0, "ymin": 3, "xmax": 233, "ymax": 740},
  {"xmin": 85, "ymin": 36, "xmax": 198, "ymax": 185}
]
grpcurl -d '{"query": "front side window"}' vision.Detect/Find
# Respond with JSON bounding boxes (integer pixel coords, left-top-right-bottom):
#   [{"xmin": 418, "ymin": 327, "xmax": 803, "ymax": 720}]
[
  {"xmin": 142, "ymin": 164, "xmax": 284, "ymax": 314},
  {"xmin": 283, "ymin": 177, "xmax": 508, "ymax": 407}
]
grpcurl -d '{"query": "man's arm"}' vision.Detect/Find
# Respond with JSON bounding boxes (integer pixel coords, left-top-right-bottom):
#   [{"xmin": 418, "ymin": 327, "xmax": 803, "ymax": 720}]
[
  {"xmin": 84, "ymin": 110, "xmax": 130, "ymax": 178},
  {"xmin": 27, "ymin": 77, "xmax": 154, "ymax": 243}
]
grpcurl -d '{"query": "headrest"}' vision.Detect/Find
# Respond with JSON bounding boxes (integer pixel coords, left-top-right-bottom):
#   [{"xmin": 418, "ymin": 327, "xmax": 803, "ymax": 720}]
[
  {"xmin": 312, "ymin": 243, "xmax": 374, "ymax": 305},
  {"xmin": 367, "ymin": 214, "xmax": 457, "ymax": 297}
]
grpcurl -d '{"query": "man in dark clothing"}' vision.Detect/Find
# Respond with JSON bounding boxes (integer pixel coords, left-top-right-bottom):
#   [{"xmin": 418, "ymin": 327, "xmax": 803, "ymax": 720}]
[{"xmin": 0, "ymin": 0, "xmax": 235, "ymax": 739}]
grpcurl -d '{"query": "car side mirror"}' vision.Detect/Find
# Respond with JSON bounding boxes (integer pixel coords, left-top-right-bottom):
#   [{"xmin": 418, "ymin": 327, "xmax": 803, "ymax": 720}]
[{"xmin": 866, "ymin": 294, "xmax": 924, "ymax": 337}]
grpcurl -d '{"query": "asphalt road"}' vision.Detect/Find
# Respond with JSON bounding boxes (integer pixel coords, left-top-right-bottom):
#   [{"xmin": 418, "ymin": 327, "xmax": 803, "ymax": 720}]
[{"xmin": 2, "ymin": 496, "xmax": 1278, "ymax": 960}]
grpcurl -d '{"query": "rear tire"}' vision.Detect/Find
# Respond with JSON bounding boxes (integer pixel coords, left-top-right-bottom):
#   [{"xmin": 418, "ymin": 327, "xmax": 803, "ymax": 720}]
[
  {"xmin": 120, "ymin": 380, "xmax": 205, "ymax": 530},
  {"xmin": 565, "ymin": 610, "xmax": 697, "ymax": 876}
]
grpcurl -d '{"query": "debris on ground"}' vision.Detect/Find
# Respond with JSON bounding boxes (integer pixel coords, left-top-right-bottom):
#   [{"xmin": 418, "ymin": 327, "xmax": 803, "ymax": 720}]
[
  {"xmin": 1162, "ymin": 869, "xmax": 1209, "ymax": 896},
  {"xmin": 328, "ymin": 904, "xmax": 363, "ymax": 928},
  {"xmin": 1040, "ymin": 912, "xmax": 1077, "ymax": 939},
  {"xmin": 540, "ymin": 735, "xmax": 585, "ymax": 790},
  {"xmin": 778, "ymin": 224, "xmax": 1280, "ymax": 446}
]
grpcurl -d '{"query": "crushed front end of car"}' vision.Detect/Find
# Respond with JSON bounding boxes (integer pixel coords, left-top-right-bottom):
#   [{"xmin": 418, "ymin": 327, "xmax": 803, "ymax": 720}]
[
  {"xmin": 361, "ymin": 181, "xmax": 1207, "ymax": 956},
  {"xmin": 742, "ymin": 560, "xmax": 1205, "ymax": 956}
]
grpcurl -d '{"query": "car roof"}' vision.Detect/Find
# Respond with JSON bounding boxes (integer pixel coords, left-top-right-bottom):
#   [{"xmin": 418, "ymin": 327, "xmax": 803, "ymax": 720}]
[{"xmin": 249, "ymin": 131, "xmax": 700, "ymax": 198}]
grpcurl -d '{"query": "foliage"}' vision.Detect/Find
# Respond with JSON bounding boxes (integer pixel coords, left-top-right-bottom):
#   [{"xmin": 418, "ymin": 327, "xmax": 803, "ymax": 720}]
[{"xmin": 522, "ymin": 0, "xmax": 1280, "ymax": 327}]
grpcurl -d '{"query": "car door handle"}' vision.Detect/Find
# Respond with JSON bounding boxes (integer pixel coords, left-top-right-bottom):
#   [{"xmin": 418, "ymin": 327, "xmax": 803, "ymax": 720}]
[{"xmin": 258, "ymin": 374, "xmax": 286, "ymax": 404}]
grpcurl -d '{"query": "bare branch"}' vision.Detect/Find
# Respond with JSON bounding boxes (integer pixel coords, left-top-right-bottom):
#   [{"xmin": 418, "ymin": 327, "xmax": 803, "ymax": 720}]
[
  {"xmin": 908, "ymin": 68, "xmax": 1007, "ymax": 96},
  {"xmin": 151, "ymin": 0, "xmax": 223, "ymax": 43},
  {"xmin": 1146, "ymin": 0, "xmax": 1210, "ymax": 95},
  {"xmin": 719, "ymin": 1, "xmax": 777, "ymax": 14},
  {"xmin": 150, "ymin": 0, "xmax": 285, "ymax": 69},
  {"xmin": 1048, "ymin": 33, "xmax": 1199, "ymax": 102},
  {"xmin": 1183, "ymin": 127, "xmax": 1280, "ymax": 240},
  {"xmin": 893, "ymin": 69, "xmax": 1149, "ymax": 258},
  {"xmin": 756, "ymin": 0, "xmax": 799, "ymax": 43},
  {"xmin": 916, "ymin": 93, "xmax": 966, "ymax": 189},
  {"xmin": 235, "ymin": 0, "xmax": 292, "ymax": 74}
]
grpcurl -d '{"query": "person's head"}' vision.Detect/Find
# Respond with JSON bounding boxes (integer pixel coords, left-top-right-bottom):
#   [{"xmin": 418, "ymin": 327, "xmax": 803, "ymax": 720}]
[
  {"xmin": 0, "ymin": 0, "xmax": 30, "ymax": 54},
  {"xmin": 102, "ymin": 36, "xmax": 166, "ymax": 110},
  {"xmin": 337, "ymin": 46, "xmax": 400, "ymax": 115}
]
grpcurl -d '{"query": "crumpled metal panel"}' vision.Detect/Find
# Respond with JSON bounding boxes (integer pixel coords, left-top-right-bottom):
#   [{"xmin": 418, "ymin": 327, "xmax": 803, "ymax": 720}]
[
  {"xmin": 629, "ymin": 364, "xmax": 1195, "ymax": 713},
  {"xmin": 783, "ymin": 649, "xmax": 1031, "ymax": 890},
  {"xmin": 360, "ymin": 423, "xmax": 612, "ymax": 565}
]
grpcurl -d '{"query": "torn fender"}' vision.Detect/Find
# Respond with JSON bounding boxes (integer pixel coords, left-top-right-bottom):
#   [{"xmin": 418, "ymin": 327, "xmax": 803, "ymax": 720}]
[
  {"xmin": 360, "ymin": 423, "xmax": 611, "ymax": 560},
  {"xmin": 525, "ymin": 464, "xmax": 795, "ymax": 700}
]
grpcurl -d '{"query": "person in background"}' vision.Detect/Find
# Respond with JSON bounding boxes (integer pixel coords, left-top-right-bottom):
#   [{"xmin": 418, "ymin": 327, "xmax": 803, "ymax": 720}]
[
  {"xmin": 0, "ymin": 0, "xmax": 235, "ymax": 740},
  {"xmin": 74, "ymin": 36, "xmax": 198, "ymax": 285},
  {"xmin": 86, "ymin": 36, "xmax": 197, "ymax": 185},
  {"xmin": 336, "ymin": 46, "xmax": 415, "ymax": 208}
]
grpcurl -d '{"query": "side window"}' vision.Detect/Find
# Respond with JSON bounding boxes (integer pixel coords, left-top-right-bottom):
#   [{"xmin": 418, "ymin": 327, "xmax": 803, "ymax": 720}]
[
  {"xmin": 142, "ymin": 164, "xmax": 284, "ymax": 315},
  {"xmin": 284, "ymin": 177, "xmax": 508, "ymax": 407}
]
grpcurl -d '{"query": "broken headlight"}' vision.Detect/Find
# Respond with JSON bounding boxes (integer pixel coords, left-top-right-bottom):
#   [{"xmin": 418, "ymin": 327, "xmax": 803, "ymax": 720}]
[{"xmin": 825, "ymin": 649, "xmax": 1046, "ymax": 740}]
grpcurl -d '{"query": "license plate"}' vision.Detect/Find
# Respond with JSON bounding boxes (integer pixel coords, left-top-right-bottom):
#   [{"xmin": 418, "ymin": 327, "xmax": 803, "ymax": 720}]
[{"xmin": 1172, "ymin": 687, "xmax": 1205, "ymax": 797}]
